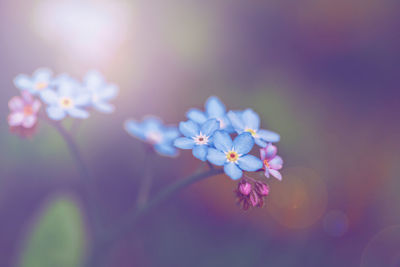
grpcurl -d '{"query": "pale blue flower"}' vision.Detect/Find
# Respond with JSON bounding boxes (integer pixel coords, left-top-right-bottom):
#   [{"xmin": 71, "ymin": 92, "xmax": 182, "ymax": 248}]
[
  {"xmin": 227, "ymin": 109, "xmax": 280, "ymax": 147},
  {"xmin": 174, "ymin": 119, "xmax": 220, "ymax": 161},
  {"xmin": 207, "ymin": 131, "xmax": 262, "ymax": 180},
  {"xmin": 186, "ymin": 96, "xmax": 233, "ymax": 132},
  {"xmin": 83, "ymin": 70, "xmax": 118, "ymax": 113},
  {"xmin": 14, "ymin": 68, "xmax": 53, "ymax": 95},
  {"xmin": 40, "ymin": 77, "xmax": 91, "ymax": 120},
  {"xmin": 125, "ymin": 116, "xmax": 179, "ymax": 157}
]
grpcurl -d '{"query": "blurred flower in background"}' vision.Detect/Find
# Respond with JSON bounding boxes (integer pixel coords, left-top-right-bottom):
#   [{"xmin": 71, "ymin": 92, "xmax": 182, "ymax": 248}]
[
  {"xmin": 8, "ymin": 91, "xmax": 41, "ymax": 129},
  {"xmin": 124, "ymin": 116, "xmax": 180, "ymax": 157},
  {"xmin": 13, "ymin": 68, "xmax": 53, "ymax": 95}
]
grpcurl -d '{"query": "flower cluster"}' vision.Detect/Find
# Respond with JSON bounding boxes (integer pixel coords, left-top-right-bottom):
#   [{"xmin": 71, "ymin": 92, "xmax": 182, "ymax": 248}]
[
  {"xmin": 8, "ymin": 68, "xmax": 118, "ymax": 132},
  {"xmin": 236, "ymin": 179, "xmax": 270, "ymax": 210},
  {"xmin": 126, "ymin": 96, "xmax": 284, "ymax": 209}
]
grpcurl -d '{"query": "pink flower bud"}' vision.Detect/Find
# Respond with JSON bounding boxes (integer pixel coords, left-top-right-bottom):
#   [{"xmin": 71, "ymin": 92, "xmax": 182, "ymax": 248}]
[
  {"xmin": 249, "ymin": 191, "xmax": 259, "ymax": 207},
  {"xmin": 238, "ymin": 180, "xmax": 252, "ymax": 196},
  {"xmin": 255, "ymin": 182, "xmax": 269, "ymax": 196}
]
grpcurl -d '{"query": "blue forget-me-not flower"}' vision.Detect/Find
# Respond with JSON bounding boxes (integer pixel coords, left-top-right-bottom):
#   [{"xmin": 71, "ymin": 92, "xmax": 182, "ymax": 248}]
[
  {"xmin": 40, "ymin": 77, "xmax": 91, "ymax": 120},
  {"xmin": 227, "ymin": 109, "xmax": 280, "ymax": 147},
  {"xmin": 207, "ymin": 131, "xmax": 263, "ymax": 180},
  {"xmin": 125, "ymin": 116, "xmax": 180, "ymax": 157},
  {"xmin": 14, "ymin": 68, "xmax": 53, "ymax": 96},
  {"xmin": 174, "ymin": 119, "xmax": 219, "ymax": 161},
  {"xmin": 186, "ymin": 96, "xmax": 233, "ymax": 132},
  {"xmin": 83, "ymin": 70, "xmax": 119, "ymax": 114}
]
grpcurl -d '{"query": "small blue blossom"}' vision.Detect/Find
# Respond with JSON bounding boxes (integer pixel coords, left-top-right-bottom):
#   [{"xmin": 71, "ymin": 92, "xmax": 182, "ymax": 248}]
[
  {"xmin": 125, "ymin": 116, "xmax": 180, "ymax": 157},
  {"xmin": 227, "ymin": 109, "xmax": 280, "ymax": 147},
  {"xmin": 40, "ymin": 77, "xmax": 91, "ymax": 120},
  {"xmin": 174, "ymin": 119, "xmax": 220, "ymax": 161},
  {"xmin": 14, "ymin": 68, "xmax": 53, "ymax": 95},
  {"xmin": 186, "ymin": 96, "xmax": 233, "ymax": 132},
  {"xmin": 207, "ymin": 131, "xmax": 263, "ymax": 180},
  {"xmin": 83, "ymin": 70, "xmax": 119, "ymax": 114}
]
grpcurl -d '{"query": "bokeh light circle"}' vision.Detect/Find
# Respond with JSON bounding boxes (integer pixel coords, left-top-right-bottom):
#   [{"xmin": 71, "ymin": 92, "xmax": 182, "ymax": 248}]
[
  {"xmin": 267, "ymin": 167, "xmax": 327, "ymax": 229},
  {"xmin": 323, "ymin": 210, "xmax": 349, "ymax": 237},
  {"xmin": 361, "ymin": 225, "xmax": 400, "ymax": 267}
]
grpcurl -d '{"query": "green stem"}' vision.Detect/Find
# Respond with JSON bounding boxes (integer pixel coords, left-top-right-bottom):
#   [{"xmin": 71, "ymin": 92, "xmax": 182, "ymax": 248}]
[
  {"xmin": 48, "ymin": 120, "xmax": 103, "ymax": 235},
  {"xmin": 84, "ymin": 167, "xmax": 224, "ymax": 267}
]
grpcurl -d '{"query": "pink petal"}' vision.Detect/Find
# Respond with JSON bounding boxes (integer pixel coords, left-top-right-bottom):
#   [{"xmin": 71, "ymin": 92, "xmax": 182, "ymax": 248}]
[
  {"xmin": 22, "ymin": 115, "xmax": 37, "ymax": 128},
  {"xmin": 265, "ymin": 143, "xmax": 277, "ymax": 159},
  {"xmin": 21, "ymin": 91, "xmax": 34, "ymax": 103},
  {"xmin": 264, "ymin": 168, "xmax": 270, "ymax": 178},
  {"xmin": 269, "ymin": 169, "xmax": 282, "ymax": 181},
  {"xmin": 32, "ymin": 100, "xmax": 41, "ymax": 113},
  {"xmin": 260, "ymin": 148, "xmax": 266, "ymax": 161},
  {"xmin": 8, "ymin": 112, "xmax": 24, "ymax": 126},
  {"xmin": 8, "ymin": 96, "xmax": 24, "ymax": 111},
  {"xmin": 269, "ymin": 155, "xmax": 283, "ymax": 170}
]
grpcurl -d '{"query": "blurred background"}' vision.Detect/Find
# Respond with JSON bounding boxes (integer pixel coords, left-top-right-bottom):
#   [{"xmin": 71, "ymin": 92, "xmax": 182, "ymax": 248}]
[{"xmin": 1, "ymin": 0, "xmax": 400, "ymax": 266}]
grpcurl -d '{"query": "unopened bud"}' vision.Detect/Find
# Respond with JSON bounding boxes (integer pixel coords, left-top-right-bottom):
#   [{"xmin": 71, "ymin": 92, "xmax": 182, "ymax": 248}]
[
  {"xmin": 255, "ymin": 182, "xmax": 269, "ymax": 196},
  {"xmin": 238, "ymin": 180, "xmax": 252, "ymax": 196}
]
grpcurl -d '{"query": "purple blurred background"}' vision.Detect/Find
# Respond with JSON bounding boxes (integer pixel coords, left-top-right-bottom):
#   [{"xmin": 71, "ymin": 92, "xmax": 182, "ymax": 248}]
[{"xmin": 1, "ymin": 0, "xmax": 400, "ymax": 266}]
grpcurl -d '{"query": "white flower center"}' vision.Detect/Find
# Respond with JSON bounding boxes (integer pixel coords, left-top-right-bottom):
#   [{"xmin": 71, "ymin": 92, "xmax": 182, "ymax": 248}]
[
  {"xmin": 193, "ymin": 132, "xmax": 209, "ymax": 145},
  {"xmin": 146, "ymin": 131, "xmax": 163, "ymax": 144}
]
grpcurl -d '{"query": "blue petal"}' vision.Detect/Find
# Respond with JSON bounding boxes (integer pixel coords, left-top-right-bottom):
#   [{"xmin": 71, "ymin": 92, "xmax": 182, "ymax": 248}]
[
  {"xmin": 233, "ymin": 132, "xmax": 254, "ymax": 155},
  {"xmin": 242, "ymin": 109, "xmax": 260, "ymax": 130},
  {"xmin": 255, "ymin": 137, "xmax": 267, "ymax": 147},
  {"xmin": 186, "ymin": 108, "xmax": 207, "ymax": 124},
  {"xmin": 205, "ymin": 96, "xmax": 226, "ymax": 117},
  {"xmin": 98, "ymin": 85, "xmax": 118, "ymax": 100},
  {"xmin": 155, "ymin": 143, "xmax": 178, "ymax": 157},
  {"xmin": 238, "ymin": 155, "xmax": 263, "ymax": 171},
  {"xmin": 33, "ymin": 68, "xmax": 52, "ymax": 81},
  {"xmin": 213, "ymin": 130, "xmax": 233, "ymax": 152},
  {"xmin": 94, "ymin": 102, "xmax": 115, "ymax": 113},
  {"xmin": 47, "ymin": 106, "xmax": 66, "ymax": 121},
  {"xmin": 227, "ymin": 110, "xmax": 245, "ymax": 132},
  {"xmin": 163, "ymin": 127, "xmax": 180, "ymax": 141},
  {"xmin": 174, "ymin": 137, "xmax": 195, "ymax": 149},
  {"xmin": 224, "ymin": 162, "xmax": 243, "ymax": 180},
  {"xmin": 40, "ymin": 89, "xmax": 58, "ymax": 105},
  {"xmin": 124, "ymin": 120, "xmax": 146, "ymax": 140},
  {"xmin": 84, "ymin": 70, "xmax": 103, "ymax": 88},
  {"xmin": 68, "ymin": 108, "xmax": 89, "ymax": 119},
  {"xmin": 142, "ymin": 116, "xmax": 163, "ymax": 133},
  {"xmin": 192, "ymin": 145, "xmax": 208, "ymax": 161},
  {"xmin": 14, "ymin": 74, "xmax": 33, "ymax": 90},
  {"xmin": 179, "ymin": 120, "xmax": 199, "ymax": 137},
  {"xmin": 258, "ymin": 129, "xmax": 280, "ymax": 143},
  {"xmin": 207, "ymin": 148, "xmax": 226, "ymax": 166},
  {"xmin": 200, "ymin": 119, "xmax": 219, "ymax": 136}
]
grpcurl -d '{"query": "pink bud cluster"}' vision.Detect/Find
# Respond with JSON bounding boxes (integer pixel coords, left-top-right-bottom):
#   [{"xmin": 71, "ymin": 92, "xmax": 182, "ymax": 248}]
[{"xmin": 235, "ymin": 179, "xmax": 269, "ymax": 210}]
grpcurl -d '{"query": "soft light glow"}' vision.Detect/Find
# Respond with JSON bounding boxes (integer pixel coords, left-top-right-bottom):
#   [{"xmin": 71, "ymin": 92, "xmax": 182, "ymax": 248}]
[{"xmin": 33, "ymin": 0, "xmax": 130, "ymax": 62}]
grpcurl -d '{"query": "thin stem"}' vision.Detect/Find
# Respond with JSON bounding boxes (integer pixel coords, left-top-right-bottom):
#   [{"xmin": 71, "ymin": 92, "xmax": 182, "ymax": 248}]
[
  {"xmin": 46, "ymin": 119, "xmax": 103, "ymax": 235},
  {"xmin": 84, "ymin": 167, "xmax": 224, "ymax": 267},
  {"xmin": 135, "ymin": 146, "xmax": 154, "ymax": 208}
]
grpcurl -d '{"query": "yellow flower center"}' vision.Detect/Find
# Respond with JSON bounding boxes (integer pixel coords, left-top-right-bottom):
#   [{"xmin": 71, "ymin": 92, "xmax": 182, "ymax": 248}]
[
  {"xmin": 263, "ymin": 159, "xmax": 270, "ymax": 169},
  {"xmin": 60, "ymin": 97, "xmax": 74, "ymax": 108},
  {"xmin": 35, "ymin": 82, "xmax": 48, "ymax": 91},
  {"xmin": 23, "ymin": 105, "xmax": 34, "ymax": 116},
  {"xmin": 245, "ymin": 128, "xmax": 257, "ymax": 137},
  {"xmin": 226, "ymin": 150, "xmax": 239, "ymax": 163}
]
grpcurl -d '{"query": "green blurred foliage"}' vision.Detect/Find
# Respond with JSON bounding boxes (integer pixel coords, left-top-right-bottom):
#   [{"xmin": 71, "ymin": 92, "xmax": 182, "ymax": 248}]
[{"xmin": 19, "ymin": 196, "xmax": 86, "ymax": 267}]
